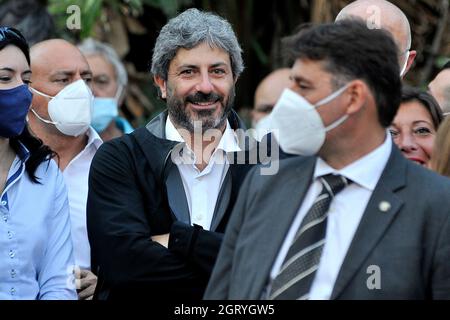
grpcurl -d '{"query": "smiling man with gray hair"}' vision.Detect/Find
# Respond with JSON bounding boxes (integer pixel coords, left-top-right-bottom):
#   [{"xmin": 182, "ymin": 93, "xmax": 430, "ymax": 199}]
[{"xmin": 86, "ymin": 8, "xmax": 271, "ymax": 300}]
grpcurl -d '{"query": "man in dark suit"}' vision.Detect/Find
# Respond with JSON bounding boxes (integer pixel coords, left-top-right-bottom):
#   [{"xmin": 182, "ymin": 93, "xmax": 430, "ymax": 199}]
[
  {"xmin": 204, "ymin": 19, "xmax": 450, "ymax": 300},
  {"xmin": 86, "ymin": 8, "xmax": 276, "ymax": 300}
]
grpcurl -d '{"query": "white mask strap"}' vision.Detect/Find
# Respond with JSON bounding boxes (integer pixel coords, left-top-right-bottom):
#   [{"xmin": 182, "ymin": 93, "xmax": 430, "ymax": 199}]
[
  {"xmin": 325, "ymin": 114, "xmax": 349, "ymax": 132},
  {"xmin": 400, "ymin": 51, "xmax": 410, "ymax": 77},
  {"xmin": 315, "ymin": 83, "xmax": 350, "ymax": 108},
  {"xmin": 315, "ymin": 84, "xmax": 351, "ymax": 132},
  {"xmin": 29, "ymin": 87, "xmax": 54, "ymax": 99},
  {"xmin": 30, "ymin": 108, "xmax": 57, "ymax": 125}
]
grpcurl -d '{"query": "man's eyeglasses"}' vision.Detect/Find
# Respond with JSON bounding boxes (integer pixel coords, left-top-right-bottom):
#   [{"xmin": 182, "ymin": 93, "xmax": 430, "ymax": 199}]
[{"xmin": 0, "ymin": 27, "xmax": 26, "ymax": 43}]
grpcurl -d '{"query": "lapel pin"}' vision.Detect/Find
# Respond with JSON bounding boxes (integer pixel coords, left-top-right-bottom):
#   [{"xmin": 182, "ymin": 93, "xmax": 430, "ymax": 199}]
[{"xmin": 379, "ymin": 201, "xmax": 391, "ymax": 212}]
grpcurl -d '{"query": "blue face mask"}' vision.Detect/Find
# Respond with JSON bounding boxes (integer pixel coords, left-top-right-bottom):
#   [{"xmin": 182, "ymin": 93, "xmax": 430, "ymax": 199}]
[
  {"xmin": 0, "ymin": 84, "xmax": 32, "ymax": 138},
  {"xmin": 91, "ymin": 97, "xmax": 119, "ymax": 133}
]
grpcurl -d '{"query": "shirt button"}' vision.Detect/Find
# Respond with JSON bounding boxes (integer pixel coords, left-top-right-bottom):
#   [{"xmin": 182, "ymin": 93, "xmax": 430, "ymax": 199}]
[
  {"xmin": 7, "ymin": 231, "xmax": 12, "ymax": 239},
  {"xmin": 1, "ymin": 200, "xmax": 7, "ymax": 206},
  {"xmin": 10, "ymin": 287, "xmax": 15, "ymax": 295},
  {"xmin": 9, "ymin": 250, "xmax": 15, "ymax": 258},
  {"xmin": 11, "ymin": 269, "xmax": 16, "ymax": 278}
]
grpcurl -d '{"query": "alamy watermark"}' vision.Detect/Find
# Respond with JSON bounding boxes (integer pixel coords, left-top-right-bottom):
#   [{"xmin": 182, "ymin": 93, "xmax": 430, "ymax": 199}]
[
  {"xmin": 366, "ymin": 265, "xmax": 381, "ymax": 290},
  {"xmin": 66, "ymin": 5, "xmax": 81, "ymax": 30},
  {"xmin": 366, "ymin": 5, "xmax": 382, "ymax": 30}
]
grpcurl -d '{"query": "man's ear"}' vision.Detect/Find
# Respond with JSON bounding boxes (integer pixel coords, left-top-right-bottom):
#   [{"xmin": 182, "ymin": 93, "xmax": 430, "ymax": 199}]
[
  {"xmin": 154, "ymin": 75, "xmax": 167, "ymax": 99},
  {"xmin": 404, "ymin": 50, "xmax": 417, "ymax": 76},
  {"xmin": 345, "ymin": 80, "xmax": 368, "ymax": 115}
]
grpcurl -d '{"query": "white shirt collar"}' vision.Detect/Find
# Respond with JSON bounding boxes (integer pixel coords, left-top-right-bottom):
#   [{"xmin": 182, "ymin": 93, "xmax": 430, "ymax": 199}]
[
  {"xmin": 165, "ymin": 116, "xmax": 241, "ymax": 154},
  {"xmin": 165, "ymin": 116, "xmax": 184, "ymax": 143},
  {"xmin": 215, "ymin": 120, "xmax": 241, "ymax": 154},
  {"xmin": 64, "ymin": 127, "xmax": 102, "ymax": 170},
  {"xmin": 314, "ymin": 131, "xmax": 392, "ymax": 191},
  {"xmin": 86, "ymin": 126, "xmax": 103, "ymax": 151}
]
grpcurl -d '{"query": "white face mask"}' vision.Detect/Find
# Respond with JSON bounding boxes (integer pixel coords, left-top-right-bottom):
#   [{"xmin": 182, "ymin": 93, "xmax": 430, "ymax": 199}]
[
  {"xmin": 270, "ymin": 85, "xmax": 349, "ymax": 156},
  {"xmin": 252, "ymin": 115, "xmax": 274, "ymax": 141},
  {"xmin": 30, "ymin": 79, "xmax": 93, "ymax": 137},
  {"xmin": 400, "ymin": 51, "xmax": 410, "ymax": 78}
]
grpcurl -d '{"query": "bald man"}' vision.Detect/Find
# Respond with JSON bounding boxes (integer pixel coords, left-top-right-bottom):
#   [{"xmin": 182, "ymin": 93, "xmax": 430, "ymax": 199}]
[
  {"xmin": 336, "ymin": 0, "xmax": 416, "ymax": 77},
  {"xmin": 252, "ymin": 68, "xmax": 292, "ymax": 140},
  {"xmin": 429, "ymin": 63, "xmax": 450, "ymax": 114},
  {"xmin": 28, "ymin": 39, "xmax": 101, "ymax": 300}
]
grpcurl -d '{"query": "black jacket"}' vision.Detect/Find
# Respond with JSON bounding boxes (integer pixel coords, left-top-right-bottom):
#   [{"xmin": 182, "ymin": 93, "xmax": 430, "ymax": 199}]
[{"xmin": 87, "ymin": 110, "xmax": 273, "ymax": 300}]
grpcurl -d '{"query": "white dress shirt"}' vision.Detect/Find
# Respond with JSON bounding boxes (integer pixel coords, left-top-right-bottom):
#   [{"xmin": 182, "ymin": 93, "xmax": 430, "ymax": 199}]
[
  {"xmin": 270, "ymin": 133, "xmax": 392, "ymax": 300},
  {"xmin": 0, "ymin": 143, "xmax": 77, "ymax": 300},
  {"xmin": 165, "ymin": 117, "xmax": 241, "ymax": 230},
  {"xmin": 62, "ymin": 127, "xmax": 102, "ymax": 270}
]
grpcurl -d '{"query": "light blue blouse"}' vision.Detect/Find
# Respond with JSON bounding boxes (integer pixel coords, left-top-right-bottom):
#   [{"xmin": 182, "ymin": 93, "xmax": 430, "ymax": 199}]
[{"xmin": 0, "ymin": 143, "xmax": 77, "ymax": 300}]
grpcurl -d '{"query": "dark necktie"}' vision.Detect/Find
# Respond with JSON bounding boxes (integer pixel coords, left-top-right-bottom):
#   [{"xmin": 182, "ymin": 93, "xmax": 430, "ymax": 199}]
[{"xmin": 268, "ymin": 174, "xmax": 351, "ymax": 300}]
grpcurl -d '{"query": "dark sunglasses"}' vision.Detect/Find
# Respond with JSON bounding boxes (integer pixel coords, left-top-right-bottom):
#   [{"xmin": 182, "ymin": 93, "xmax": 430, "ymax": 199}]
[{"xmin": 0, "ymin": 26, "xmax": 26, "ymax": 43}]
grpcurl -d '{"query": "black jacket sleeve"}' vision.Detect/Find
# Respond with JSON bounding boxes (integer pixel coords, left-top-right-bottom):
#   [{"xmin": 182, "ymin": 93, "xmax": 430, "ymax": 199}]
[
  {"xmin": 87, "ymin": 140, "xmax": 205, "ymax": 299},
  {"xmin": 168, "ymin": 221, "xmax": 224, "ymax": 275}
]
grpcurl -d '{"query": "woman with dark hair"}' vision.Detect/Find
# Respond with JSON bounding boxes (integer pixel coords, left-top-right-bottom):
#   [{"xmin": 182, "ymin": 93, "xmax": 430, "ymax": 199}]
[
  {"xmin": 0, "ymin": 27, "xmax": 76, "ymax": 299},
  {"xmin": 390, "ymin": 86, "xmax": 443, "ymax": 167}
]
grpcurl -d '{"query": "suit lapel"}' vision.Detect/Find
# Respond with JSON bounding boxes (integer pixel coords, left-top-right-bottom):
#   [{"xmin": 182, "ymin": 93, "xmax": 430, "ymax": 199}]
[
  {"xmin": 331, "ymin": 146, "xmax": 407, "ymax": 299},
  {"xmin": 210, "ymin": 147, "xmax": 258, "ymax": 231},
  {"xmin": 210, "ymin": 170, "xmax": 232, "ymax": 231},
  {"xmin": 249, "ymin": 157, "xmax": 316, "ymax": 298},
  {"xmin": 165, "ymin": 166, "xmax": 191, "ymax": 224}
]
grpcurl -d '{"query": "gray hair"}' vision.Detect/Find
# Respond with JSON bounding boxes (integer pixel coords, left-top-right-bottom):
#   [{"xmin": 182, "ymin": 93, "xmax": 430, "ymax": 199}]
[
  {"xmin": 151, "ymin": 8, "xmax": 244, "ymax": 81},
  {"xmin": 78, "ymin": 38, "xmax": 128, "ymax": 89}
]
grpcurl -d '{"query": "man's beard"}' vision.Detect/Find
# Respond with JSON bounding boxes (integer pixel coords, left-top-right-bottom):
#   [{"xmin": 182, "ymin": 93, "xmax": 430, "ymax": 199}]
[{"xmin": 167, "ymin": 87, "xmax": 235, "ymax": 133}]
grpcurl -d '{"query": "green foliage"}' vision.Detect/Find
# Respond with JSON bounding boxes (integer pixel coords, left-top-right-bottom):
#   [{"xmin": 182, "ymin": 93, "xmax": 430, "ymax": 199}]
[
  {"xmin": 251, "ymin": 38, "xmax": 269, "ymax": 66},
  {"xmin": 47, "ymin": 0, "xmax": 193, "ymax": 40},
  {"xmin": 141, "ymin": 0, "xmax": 193, "ymax": 17},
  {"xmin": 436, "ymin": 56, "xmax": 450, "ymax": 68},
  {"xmin": 48, "ymin": 0, "xmax": 103, "ymax": 40}
]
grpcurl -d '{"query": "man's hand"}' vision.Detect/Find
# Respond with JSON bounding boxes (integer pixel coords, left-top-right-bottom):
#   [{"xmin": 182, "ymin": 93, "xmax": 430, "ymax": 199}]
[
  {"xmin": 151, "ymin": 233, "xmax": 170, "ymax": 248},
  {"xmin": 75, "ymin": 268, "xmax": 97, "ymax": 300}
]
